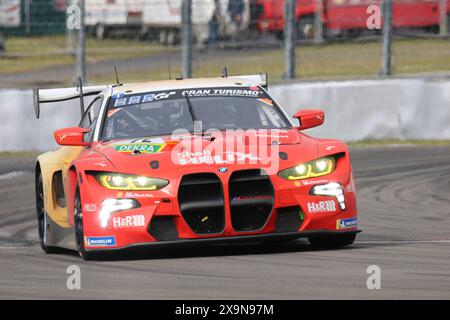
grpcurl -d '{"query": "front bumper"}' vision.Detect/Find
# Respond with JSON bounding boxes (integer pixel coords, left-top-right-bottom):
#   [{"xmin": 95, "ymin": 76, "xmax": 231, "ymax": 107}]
[
  {"xmin": 80, "ymin": 157, "xmax": 358, "ymax": 251},
  {"xmin": 86, "ymin": 229, "xmax": 361, "ymax": 253}
]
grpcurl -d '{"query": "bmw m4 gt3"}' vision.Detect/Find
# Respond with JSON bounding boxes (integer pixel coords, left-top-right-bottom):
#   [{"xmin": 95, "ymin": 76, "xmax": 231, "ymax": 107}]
[{"xmin": 34, "ymin": 74, "xmax": 359, "ymax": 259}]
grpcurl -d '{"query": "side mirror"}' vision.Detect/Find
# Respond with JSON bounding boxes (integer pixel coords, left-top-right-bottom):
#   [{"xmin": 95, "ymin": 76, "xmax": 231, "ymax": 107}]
[
  {"xmin": 54, "ymin": 127, "xmax": 90, "ymax": 146},
  {"xmin": 293, "ymin": 109, "xmax": 325, "ymax": 130}
]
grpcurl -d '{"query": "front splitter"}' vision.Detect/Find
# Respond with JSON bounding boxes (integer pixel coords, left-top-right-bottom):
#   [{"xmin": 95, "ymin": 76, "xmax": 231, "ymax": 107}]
[{"xmin": 87, "ymin": 229, "xmax": 361, "ymax": 253}]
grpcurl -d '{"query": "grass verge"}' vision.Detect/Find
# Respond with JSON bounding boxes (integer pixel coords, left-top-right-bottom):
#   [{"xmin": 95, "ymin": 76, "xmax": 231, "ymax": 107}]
[
  {"xmin": 0, "ymin": 35, "xmax": 169, "ymax": 74},
  {"xmin": 86, "ymin": 38, "xmax": 450, "ymax": 84},
  {"xmin": 0, "ymin": 151, "xmax": 41, "ymax": 158},
  {"xmin": 2, "ymin": 37, "xmax": 450, "ymax": 83}
]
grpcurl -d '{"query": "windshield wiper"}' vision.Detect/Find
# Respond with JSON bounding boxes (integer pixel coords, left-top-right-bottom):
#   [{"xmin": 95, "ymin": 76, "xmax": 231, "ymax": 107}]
[
  {"xmin": 182, "ymin": 92, "xmax": 198, "ymax": 122},
  {"xmin": 183, "ymin": 92, "xmax": 207, "ymax": 135}
]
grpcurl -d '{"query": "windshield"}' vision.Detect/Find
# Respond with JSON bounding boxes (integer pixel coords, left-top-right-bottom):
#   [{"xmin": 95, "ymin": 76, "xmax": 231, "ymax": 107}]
[{"xmin": 101, "ymin": 87, "xmax": 291, "ymax": 141}]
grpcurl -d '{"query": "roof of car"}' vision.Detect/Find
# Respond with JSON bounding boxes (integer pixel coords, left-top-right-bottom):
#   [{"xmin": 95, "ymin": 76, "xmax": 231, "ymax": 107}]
[{"xmin": 111, "ymin": 77, "xmax": 262, "ymax": 95}]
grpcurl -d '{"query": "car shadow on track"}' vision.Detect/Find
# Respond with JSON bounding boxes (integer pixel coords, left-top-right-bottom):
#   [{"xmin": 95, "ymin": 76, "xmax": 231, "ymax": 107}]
[
  {"xmin": 36, "ymin": 238, "xmax": 406, "ymax": 261},
  {"xmin": 86, "ymin": 239, "xmax": 364, "ymax": 261}
]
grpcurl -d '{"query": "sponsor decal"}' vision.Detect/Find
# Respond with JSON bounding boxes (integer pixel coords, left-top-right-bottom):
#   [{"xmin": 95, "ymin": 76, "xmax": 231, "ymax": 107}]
[
  {"xmin": 301, "ymin": 178, "xmax": 329, "ymax": 186},
  {"xmin": 233, "ymin": 195, "xmax": 272, "ymax": 201},
  {"xmin": 128, "ymin": 137, "xmax": 165, "ymax": 144},
  {"xmin": 254, "ymin": 131, "xmax": 289, "ymax": 139},
  {"xmin": 85, "ymin": 236, "xmax": 116, "ymax": 247},
  {"xmin": 110, "ymin": 87, "xmax": 264, "ymax": 109},
  {"xmin": 112, "ymin": 93, "xmax": 125, "ymax": 99},
  {"xmin": 325, "ymin": 145, "xmax": 337, "ymax": 151},
  {"xmin": 58, "ymin": 134, "xmax": 68, "ymax": 143},
  {"xmin": 116, "ymin": 191, "xmax": 154, "ymax": 198},
  {"xmin": 257, "ymin": 98, "xmax": 274, "ymax": 106},
  {"xmin": 113, "ymin": 143, "xmax": 166, "ymax": 154},
  {"xmin": 177, "ymin": 151, "xmax": 261, "ymax": 165},
  {"xmin": 336, "ymin": 217, "xmax": 358, "ymax": 230},
  {"xmin": 93, "ymin": 162, "xmax": 107, "ymax": 167},
  {"xmin": 112, "ymin": 215, "xmax": 145, "ymax": 229},
  {"xmin": 113, "ymin": 91, "xmax": 176, "ymax": 107},
  {"xmin": 307, "ymin": 200, "xmax": 336, "ymax": 213},
  {"xmin": 107, "ymin": 108, "xmax": 122, "ymax": 117},
  {"xmin": 83, "ymin": 203, "xmax": 97, "ymax": 212},
  {"xmin": 181, "ymin": 88, "xmax": 261, "ymax": 98}
]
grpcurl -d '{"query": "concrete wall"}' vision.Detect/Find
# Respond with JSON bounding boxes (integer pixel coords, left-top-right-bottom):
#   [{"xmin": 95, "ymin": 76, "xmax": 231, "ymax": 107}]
[
  {"xmin": 1, "ymin": 78, "xmax": 450, "ymax": 151},
  {"xmin": 1, "ymin": 90, "xmax": 93, "ymax": 151},
  {"xmin": 270, "ymin": 78, "xmax": 450, "ymax": 141}
]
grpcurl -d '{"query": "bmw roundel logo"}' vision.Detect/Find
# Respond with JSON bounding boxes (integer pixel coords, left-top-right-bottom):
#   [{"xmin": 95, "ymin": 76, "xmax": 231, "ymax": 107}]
[{"xmin": 218, "ymin": 167, "xmax": 227, "ymax": 173}]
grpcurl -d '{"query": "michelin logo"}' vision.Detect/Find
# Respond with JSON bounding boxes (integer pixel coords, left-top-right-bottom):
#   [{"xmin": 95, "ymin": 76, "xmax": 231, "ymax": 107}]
[
  {"xmin": 336, "ymin": 217, "xmax": 358, "ymax": 230},
  {"xmin": 85, "ymin": 236, "xmax": 116, "ymax": 247}
]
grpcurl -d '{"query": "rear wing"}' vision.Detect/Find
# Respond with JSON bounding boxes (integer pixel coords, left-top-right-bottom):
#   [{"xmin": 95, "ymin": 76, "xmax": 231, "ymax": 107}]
[
  {"xmin": 220, "ymin": 68, "xmax": 268, "ymax": 89},
  {"xmin": 229, "ymin": 74, "xmax": 268, "ymax": 89},
  {"xmin": 33, "ymin": 84, "xmax": 109, "ymax": 119}
]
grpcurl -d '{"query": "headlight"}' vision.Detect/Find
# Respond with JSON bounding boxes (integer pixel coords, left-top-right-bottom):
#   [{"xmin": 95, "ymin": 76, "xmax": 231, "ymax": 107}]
[
  {"xmin": 311, "ymin": 182, "xmax": 346, "ymax": 210},
  {"xmin": 99, "ymin": 198, "xmax": 139, "ymax": 228},
  {"xmin": 278, "ymin": 157, "xmax": 336, "ymax": 180},
  {"xmin": 96, "ymin": 173, "xmax": 168, "ymax": 190}
]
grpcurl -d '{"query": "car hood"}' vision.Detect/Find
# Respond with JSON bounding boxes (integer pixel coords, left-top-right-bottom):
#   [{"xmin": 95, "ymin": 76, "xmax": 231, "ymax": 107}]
[{"xmin": 93, "ymin": 129, "xmax": 319, "ymax": 174}]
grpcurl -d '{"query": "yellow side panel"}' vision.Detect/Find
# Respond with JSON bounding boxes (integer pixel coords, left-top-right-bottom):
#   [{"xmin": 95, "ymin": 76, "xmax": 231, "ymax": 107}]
[{"xmin": 37, "ymin": 146, "xmax": 85, "ymax": 228}]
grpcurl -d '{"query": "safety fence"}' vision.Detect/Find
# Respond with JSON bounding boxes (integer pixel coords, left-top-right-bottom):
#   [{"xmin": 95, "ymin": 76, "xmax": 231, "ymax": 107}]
[{"xmin": 0, "ymin": 0, "xmax": 450, "ymax": 88}]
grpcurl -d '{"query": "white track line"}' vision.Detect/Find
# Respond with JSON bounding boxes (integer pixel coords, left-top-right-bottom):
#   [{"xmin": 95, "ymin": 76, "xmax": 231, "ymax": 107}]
[
  {"xmin": 358, "ymin": 240, "xmax": 450, "ymax": 244},
  {"xmin": 0, "ymin": 171, "xmax": 26, "ymax": 181}
]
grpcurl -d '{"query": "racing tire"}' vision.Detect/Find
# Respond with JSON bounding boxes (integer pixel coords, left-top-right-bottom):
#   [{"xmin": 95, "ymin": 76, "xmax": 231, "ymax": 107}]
[
  {"xmin": 36, "ymin": 171, "xmax": 61, "ymax": 254},
  {"xmin": 308, "ymin": 233, "xmax": 356, "ymax": 250},
  {"xmin": 74, "ymin": 184, "xmax": 93, "ymax": 260}
]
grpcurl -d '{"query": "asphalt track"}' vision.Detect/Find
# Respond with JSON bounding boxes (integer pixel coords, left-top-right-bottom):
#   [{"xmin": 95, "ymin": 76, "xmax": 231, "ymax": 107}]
[{"xmin": 0, "ymin": 146, "xmax": 449, "ymax": 299}]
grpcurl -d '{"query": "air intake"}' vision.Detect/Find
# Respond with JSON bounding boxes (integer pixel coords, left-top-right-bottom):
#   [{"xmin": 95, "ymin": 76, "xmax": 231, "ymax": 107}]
[
  {"xmin": 177, "ymin": 173, "xmax": 225, "ymax": 234},
  {"xmin": 229, "ymin": 169, "xmax": 274, "ymax": 232}
]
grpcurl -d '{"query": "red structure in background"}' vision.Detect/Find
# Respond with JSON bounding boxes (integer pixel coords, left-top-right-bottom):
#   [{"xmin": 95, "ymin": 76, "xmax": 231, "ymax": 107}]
[{"xmin": 254, "ymin": 0, "xmax": 450, "ymax": 38}]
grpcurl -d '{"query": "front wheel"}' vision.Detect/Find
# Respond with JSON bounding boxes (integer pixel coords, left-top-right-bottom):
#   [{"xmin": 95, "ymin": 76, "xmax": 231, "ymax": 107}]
[
  {"xmin": 308, "ymin": 233, "xmax": 356, "ymax": 250},
  {"xmin": 36, "ymin": 171, "xmax": 60, "ymax": 253},
  {"xmin": 74, "ymin": 185, "xmax": 93, "ymax": 260}
]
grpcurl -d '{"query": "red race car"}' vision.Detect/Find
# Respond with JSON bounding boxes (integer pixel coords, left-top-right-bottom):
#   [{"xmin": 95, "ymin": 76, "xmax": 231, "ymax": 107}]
[{"xmin": 34, "ymin": 74, "xmax": 359, "ymax": 260}]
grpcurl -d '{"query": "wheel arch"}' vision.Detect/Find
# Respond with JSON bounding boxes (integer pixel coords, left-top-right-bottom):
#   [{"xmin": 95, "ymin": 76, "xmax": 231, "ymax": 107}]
[
  {"xmin": 67, "ymin": 165, "xmax": 79, "ymax": 226},
  {"xmin": 34, "ymin": 154, "xmax": 68, "ymax": 227}
]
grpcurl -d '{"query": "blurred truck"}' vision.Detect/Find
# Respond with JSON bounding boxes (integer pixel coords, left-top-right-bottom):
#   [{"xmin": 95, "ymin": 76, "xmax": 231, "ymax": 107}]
[
  {"xmin": 0, "ymin": 0, "xmax": 20, "ymax": 49},
  {"xmin": 85, "ymin": 0, "xmax": 251, "ymax": 44},
  {"xmin": 253, "ymin": 0, "xmax": 450, "ymax": 39},
  {"xmin": 85, "ymin": 0, "xmax": 143, "ymax": 39}
]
